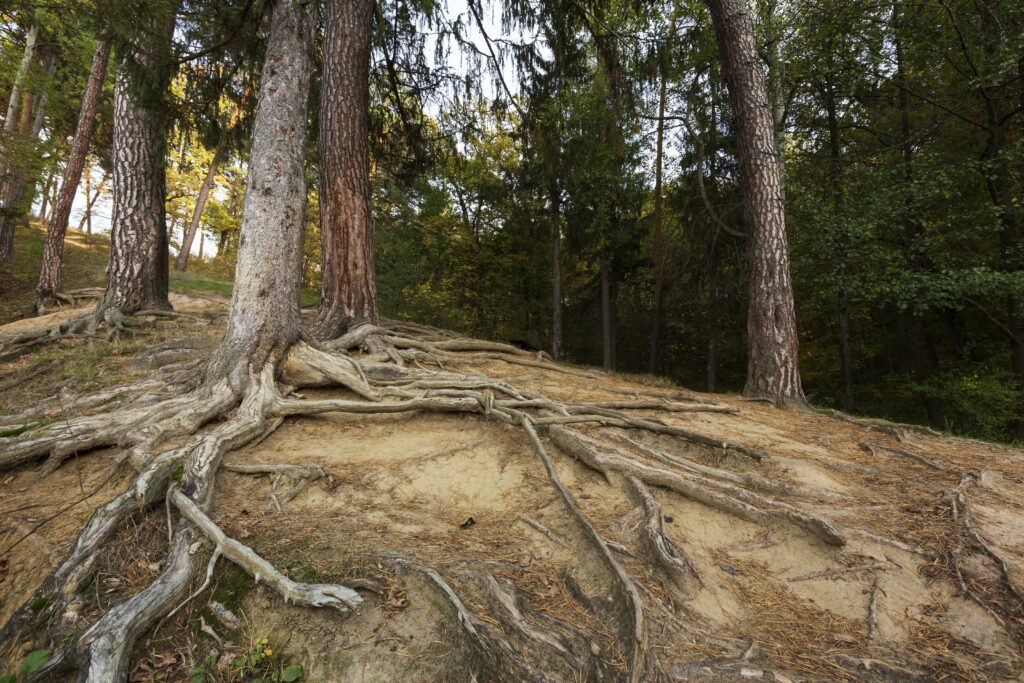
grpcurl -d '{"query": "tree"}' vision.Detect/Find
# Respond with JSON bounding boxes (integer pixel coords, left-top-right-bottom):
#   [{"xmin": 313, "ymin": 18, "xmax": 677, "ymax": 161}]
[
  {"xmin": 95, "ymin": 15, "xmax": 176, "ymax": 318},
  {"xmin": 34, "ymin": 38, "xmax": 111, "ymax": 312},
  {"xmin": 705, "ymin": 0, "xmax": 806, "ymax": 407},
  {"xmin": 0, "ymin": 25, "xmax": 48, "ymax": 262},
  {"xmin": 316, "ymin": 0, "xmax": 378, "ymax": 337}
]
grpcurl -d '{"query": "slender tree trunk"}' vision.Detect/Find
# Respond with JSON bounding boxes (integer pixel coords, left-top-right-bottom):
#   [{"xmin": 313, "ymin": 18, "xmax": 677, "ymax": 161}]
[
  {"xmin": 649, "ymin": 71, "xmax": 668, "ymax": 375},
  {"xmin": 175, "ymin": 145, "xmax": 225, "ymax": 271},
  {"xmin": 707, "ymin": 257, "xmax": 718, "ymax": 392},
  {"xmin": 706, "ymin": 0, "xmax": 806, "ymax": 407},
  {"xmin": 35, "ymin": 39, "xmax": 111, "ymax": 311},
  {"xmin": 0, "ymin": 51, "xmax": 51, "ymax": 263},
  {"xmin": 316, "ymin": 0, "xmax": 377, "ymax": 337},
  {"xmin": 3, "ymin": 25, "xmax": 37, "ymax": 134},
  {"xmin": 97, "ymin": 25, "xmax": 175, "ymax": 316},
  {"xmin": 551, "ymin": 179, "xmax": 563, "ymax": 360},
  {"xmin": 206, "ymin": 0, "xmax": 316, "ymax": 385},
  {"xmin": 601, "ymin": 259, "xmax": 613, "ymax": 370},
  {"xmin": 37, "ymin": 168, "xmax": 52, "ymax": 220},
  {"xmin": 825, "ymin": 83, "xmax": 854, "ymax": 410},
  {"xmin": 198, "ymin": 227, "xmax": 204, "ymax": 262},
  {"xmin": 78, "ymin": 168, "xmax": 108, "ymax": 235}
]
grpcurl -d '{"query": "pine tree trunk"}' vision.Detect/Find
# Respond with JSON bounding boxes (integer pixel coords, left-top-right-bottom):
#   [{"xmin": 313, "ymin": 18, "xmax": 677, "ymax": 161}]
[
  {"xmin": 601, "ymin": 260, "xmax": 613, "ymax": 370},
  {"xmin": 97, "ymin": 32, "xmax": 174, "ymax": 315},
  {"xmin": 175, "ymin": 145, "xmax": 225, "ymax": 271},
  {"xmin": 206, "ymin": 0, "xmax": 316, "ymax": 385},
  {"xmin": 316, "ymin": 0, "xmax": 377, "ymax": 337},
  {"xmin": 3, "ymin": 25, "xmax": 37, "ymax": 134},
  {"xmin": 825, "ymin": 83, "xmax": 854, "ymax": 411},
  {"xmin": 649, "ymin": 70, "xmax": 668, "ymax": 375},
  {"xmin": 551, "ymin": 180, "xmax": 563, "ymax": 360},
  {"xmin": 705, "ymin": 0, "xmax": 806, "ymax": 408},
  {"xmin": 0, "ymin": 50, "xmax": 50, "ymax": 263},
  {"xmin": 37, "ymin": 169, "xmax": 52, "ymax": 220},
  {"xmin": 35, "ymin": 39, "xmax": 111, "ymax": 311}
]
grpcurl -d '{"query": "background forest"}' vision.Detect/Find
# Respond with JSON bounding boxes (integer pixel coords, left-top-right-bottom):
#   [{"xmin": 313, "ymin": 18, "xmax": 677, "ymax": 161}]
[{"xmin": 1, "ymin": 0, "xmax": 1022, "ymax": 441}]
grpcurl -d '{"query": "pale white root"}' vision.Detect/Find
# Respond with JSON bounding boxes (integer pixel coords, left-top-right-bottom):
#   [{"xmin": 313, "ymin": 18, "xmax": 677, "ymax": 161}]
[{"xmin": 173, "ymin": 490, "xmax": 363, "ymax": 612}]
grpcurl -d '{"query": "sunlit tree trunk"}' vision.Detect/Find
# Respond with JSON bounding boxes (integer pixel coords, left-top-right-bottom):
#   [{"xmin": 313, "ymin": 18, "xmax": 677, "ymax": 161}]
[
  {"xmin": 706, "ymin": 0, "xmax": 806, "ymax": 407},
  {"xmin": 35, "ymin": 38, "xmax": 111, "ymax": 311},
  {"xmin": 175, "ymin": 145, "xmax": 225, "ymax": 271},
  {"xmin": 316, "ymin": 0, "xmax": 377, "ymax": 337}
]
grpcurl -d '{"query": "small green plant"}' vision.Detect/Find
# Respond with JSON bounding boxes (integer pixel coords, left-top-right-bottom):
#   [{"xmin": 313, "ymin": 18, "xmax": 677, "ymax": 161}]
[{"xmin": 227, "ymin": 635, "xmax": 303, "ymax": 682}]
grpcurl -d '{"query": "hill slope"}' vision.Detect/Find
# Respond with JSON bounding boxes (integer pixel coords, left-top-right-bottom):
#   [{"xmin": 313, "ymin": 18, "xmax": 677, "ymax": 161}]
[{"xmin": 0, "ymin": 299, "xmax": 1022, "ymax": 681}]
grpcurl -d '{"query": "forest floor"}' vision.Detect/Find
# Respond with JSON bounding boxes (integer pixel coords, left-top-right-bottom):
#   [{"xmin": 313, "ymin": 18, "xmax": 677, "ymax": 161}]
[{"xmin": 1, "ymin": 230, "xmax": 1023, "ymax": 682}]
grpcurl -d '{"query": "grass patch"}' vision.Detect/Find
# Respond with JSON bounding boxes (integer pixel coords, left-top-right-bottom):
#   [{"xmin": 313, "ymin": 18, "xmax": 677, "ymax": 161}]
[{"xmin": 0, "ymin": 223, "xmax": 109, "ymax": 325}]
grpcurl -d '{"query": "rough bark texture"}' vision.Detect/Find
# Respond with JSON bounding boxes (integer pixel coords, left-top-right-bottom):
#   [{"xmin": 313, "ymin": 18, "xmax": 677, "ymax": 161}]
[
  {"xmin": 316, "ymin": 0, "xmax": 378, "ymax": 338},
  {"xmin": 175, "ymin": 145, "xmax": 225, "ymax": 271},
  {"xmin": 207, "ymin": 0, "xmax": 316, "ymax": 386},
  {"xmin": 97, "ymin": 38, "xmax": 174, "ymax": 316},
  {"xmin": 35, "ymin": 39, "xmax": 111, "ymax": 311},
  {"xmin": 705, "ymin": 0, "xmax": 806, "ymax": 407}
]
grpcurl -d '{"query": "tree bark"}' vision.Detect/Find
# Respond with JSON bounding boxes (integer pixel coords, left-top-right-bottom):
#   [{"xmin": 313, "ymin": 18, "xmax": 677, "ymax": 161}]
[
  {"xmin": 206, "ymin": 0, "xmax": 316, "ymax": 386},
  {"xmin": 97, "ymin": 28, "xmax": 174, "ymax": 316},
  {"xmin": 705, "ymin": 0, "xmax": 806, "ymax": 408},
  {"xmin": 316, "ymin": 0, "xmax": 378, "ymax": 337},
  {"xmin": 35, "ymin": 39, "xmax": 111, "ymax": 311},
  {"xmin": 649, "ymin": 70, "xmax": 668, "ymax": 375},
  {"xmin": 175, "ymin": 145, "xmax": 225, "ymax": 271}
]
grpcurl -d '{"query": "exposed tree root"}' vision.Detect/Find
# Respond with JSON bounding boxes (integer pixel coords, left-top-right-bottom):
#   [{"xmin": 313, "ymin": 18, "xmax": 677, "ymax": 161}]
[
  {"xmin": 0, "ymin": 307, "xmax": 214, "ymax": 363},
  {"xmin": 859, "ymin": 441, "xmax": 943, "ymax": 470},
  {"xmin": 549, "ymin": 427, "xmax": 845, "ymax": 547},
  {"xmin": 625, "ymin": 475, "xmax": 703, "ymax": 589},
  {"xmin": 3, "ymin": 326, "xmax": 1021, "ymax": 680},
  {"xmin": 951, "ymin": 473, "xmax": 1024, "ymax": 603},
  {"xmin": 172, "ymin": 490, "xmax": 363, "ymax": 611}
]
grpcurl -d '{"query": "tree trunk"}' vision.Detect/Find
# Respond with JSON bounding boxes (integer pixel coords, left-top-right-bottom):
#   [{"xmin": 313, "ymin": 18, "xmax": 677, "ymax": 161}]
[
  {"xmin": 825, "ymin": 82, "xmax": 854, "ymax": 411},
  {"xmin": 551, "ymin": 179, "xmax": 563, "ymax": 360},
  {"xmin": 206, "ymin": 0, "xmax": 316, "ymax": 386},
  {"xmin": 601, "ymin": 259, "xmax": 614, "ymax": 370},
  {"xmin": 649, "ymin": 70, "xmax": 668, "ymax": 375},
  {"xmin": 316, "ymin": 0, "xmax": 377, "ymax": 337},
  {"xmin": 35, "ymin": 39, "xmax": 111, "ymax": 311},
  {"xmin": 175, "ymin": 145, "xmax": 225, "ymax": 271},
  {"xmin": 97, "ymin": 30, "xmax": 174, "ymax": 316},
  {"xmin": 707, "ymin": 258, "xmax": 718, "ymax": 392},
  {"xmin": 37, "ymin": 168, "xmax": 52, "ymax": 220},
  {"xmin": 705, "ymin": 0, "xmax": 806, "ymax": 408},
  {"xmin": 0, "ymin": 50, "xmax": 51, "ymax": 263},
  {"xmin": 78, "ymin": 168, "xmax": 107, "ymax": 235},
  {"xmin": 3, "ymin": 24, "xmax": 37, "ymax": 135}
]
